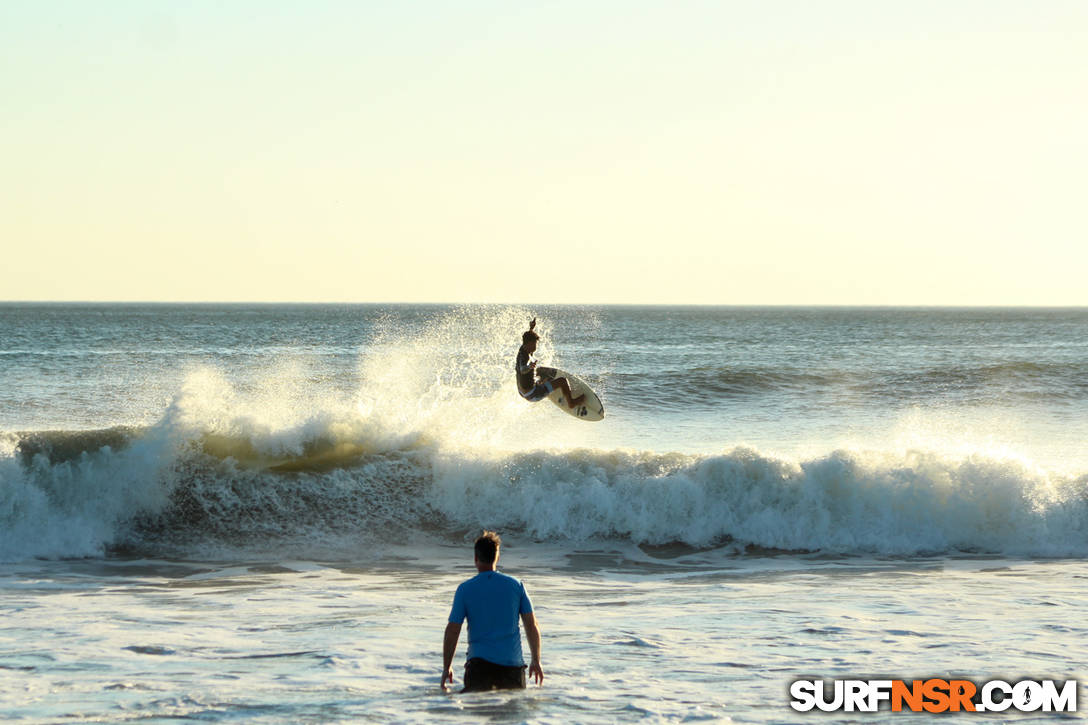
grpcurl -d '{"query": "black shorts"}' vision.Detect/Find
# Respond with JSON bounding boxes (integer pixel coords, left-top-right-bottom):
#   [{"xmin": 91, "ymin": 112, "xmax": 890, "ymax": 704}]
[
  {"xmin": 462, "ymin": 658, "xmax": 527, "ymax": 692},
  {"xmin": 519, "ymin": 380, "xmax": 554, "ymax": 403}
]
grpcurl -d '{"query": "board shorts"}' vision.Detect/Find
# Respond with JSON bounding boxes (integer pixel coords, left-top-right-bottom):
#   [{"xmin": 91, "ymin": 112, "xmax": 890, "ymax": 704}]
[
  {"xmin": 462, "ymin": 658, "xmax": 527, "ymax": 692},
  {"xmin": 519, "ymin": 380, "xmax": 554, "ymax": 402}
]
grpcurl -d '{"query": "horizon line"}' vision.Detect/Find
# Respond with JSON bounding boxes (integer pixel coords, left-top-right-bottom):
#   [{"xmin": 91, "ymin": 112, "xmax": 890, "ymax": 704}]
[{"xmin": 2, "ymin": 300, "xmax": 1086, "ymax": 310}]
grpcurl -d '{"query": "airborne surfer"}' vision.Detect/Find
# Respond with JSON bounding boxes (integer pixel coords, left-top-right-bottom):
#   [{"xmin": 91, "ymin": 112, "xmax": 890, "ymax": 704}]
[{"xmin": 515, "ymin": 319, "xmax": 585, "ymax": 410}]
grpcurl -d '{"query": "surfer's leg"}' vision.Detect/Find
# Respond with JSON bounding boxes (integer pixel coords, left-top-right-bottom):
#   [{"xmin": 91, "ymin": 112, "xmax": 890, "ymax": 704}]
[{"xmin": 554, "ymin": 378, "xmax": 585, "ymax": 409}]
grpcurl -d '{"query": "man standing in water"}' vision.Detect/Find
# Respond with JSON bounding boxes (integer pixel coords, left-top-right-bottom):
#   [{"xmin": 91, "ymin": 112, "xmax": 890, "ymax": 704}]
[
  {"xmin": 442, "ymin": 531, "xmax": 544, "ymax": 692},
  {"xmin": 516, "ymin": 318, "xmax": 585, "ymax": 410}
]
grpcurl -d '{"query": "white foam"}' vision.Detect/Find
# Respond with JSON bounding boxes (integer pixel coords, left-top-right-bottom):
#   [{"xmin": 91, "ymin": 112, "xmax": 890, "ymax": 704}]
[
  {"xmin": 4, "ymin": 307, "xmax": 1087, "ymax": 561},
  {"xmin": 429, "ymin": 445, "xmax": 1088, "ymax": 557},
  {"xmin": 0, "ymin": 430, "xmax": 175, "ymax": 561}
]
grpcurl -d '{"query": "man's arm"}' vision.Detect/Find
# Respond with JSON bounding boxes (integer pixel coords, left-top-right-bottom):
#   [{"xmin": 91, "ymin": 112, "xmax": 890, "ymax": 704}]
[
  {"xmin": 442, "ymin": 621, "xmax": 462, "ymax": 690},
  {"xmin": 521, "ymin": 612, "xmax": 543, "ymax": 685}
]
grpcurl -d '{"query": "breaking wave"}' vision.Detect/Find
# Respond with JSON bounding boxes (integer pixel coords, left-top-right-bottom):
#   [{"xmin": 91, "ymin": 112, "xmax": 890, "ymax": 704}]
[
  {"xmin": 3, "ymin": 417, "xmax": 1087, "ymax": 562},
  {"xmin": 3, "ymin": 305, "xmax": 1087, "ymax": 562}
]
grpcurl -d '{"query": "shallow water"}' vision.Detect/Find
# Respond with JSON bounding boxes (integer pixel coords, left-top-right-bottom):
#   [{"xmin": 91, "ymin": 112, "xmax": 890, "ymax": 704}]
[{"xmin": 3, "ymin": 549, "xmax": 1086, "ymax": 723}]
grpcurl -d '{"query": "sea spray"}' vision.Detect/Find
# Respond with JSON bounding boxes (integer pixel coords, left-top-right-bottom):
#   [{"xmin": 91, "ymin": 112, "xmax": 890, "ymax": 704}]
[
  {"xmin": 353, "ymin": 304, "xmax": 589, "ymax": 450},
  {"xmin": 4, "ymin": 305, "xmax": 1088, "ymax": 561}
]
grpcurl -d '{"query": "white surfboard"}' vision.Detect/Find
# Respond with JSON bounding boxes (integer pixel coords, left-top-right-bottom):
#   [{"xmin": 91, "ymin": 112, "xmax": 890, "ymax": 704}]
[{"xmin": 537, "ymin": 367, "xmax": 605, "ymax": 421}]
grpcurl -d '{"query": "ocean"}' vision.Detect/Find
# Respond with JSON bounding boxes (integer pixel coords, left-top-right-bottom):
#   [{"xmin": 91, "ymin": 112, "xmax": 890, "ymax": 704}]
[{"xmin": 1, "ymin": 303, "xmax": 1086, "ymax": 722}]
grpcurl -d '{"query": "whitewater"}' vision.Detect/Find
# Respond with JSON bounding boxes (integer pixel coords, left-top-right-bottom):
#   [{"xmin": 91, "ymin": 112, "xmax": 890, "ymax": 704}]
[{"xmin": 1, "ymin": 303, "xmax": 1086, "ymax": 722}]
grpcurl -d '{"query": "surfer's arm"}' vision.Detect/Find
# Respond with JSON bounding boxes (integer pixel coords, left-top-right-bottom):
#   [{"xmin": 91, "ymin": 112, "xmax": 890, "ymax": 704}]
[
  {"xmin": 442, "ymin": 621, "xmax": 462, "ymax": 689},
  {"xmin": 521, "ymin": 612, "xmax": 544, "ymax": 685},
  {"xmin": 516, "ymin": 348, "xmax": 537, "ymax": 375}
]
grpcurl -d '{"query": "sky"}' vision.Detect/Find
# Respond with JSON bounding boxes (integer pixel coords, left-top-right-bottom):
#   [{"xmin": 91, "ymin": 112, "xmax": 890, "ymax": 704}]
[{"xmin": 2, "ymin": 1, "xmax": 1086, "ymax": 305}]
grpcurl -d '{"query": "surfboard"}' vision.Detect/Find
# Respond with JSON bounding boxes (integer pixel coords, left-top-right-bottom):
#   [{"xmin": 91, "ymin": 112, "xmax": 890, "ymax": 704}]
[{"xmin": 536, "ymin": 367, "xmax": 605, "ymax": 421}]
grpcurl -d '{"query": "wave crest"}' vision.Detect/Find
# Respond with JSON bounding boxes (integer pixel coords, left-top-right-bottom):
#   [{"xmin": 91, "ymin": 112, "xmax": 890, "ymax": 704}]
[
  {"xmin": 3, "ymin": 420, "xmax": 1087, "ymax": 561},
  {"xmin": 431, "ymin": 446, "xmax": 1088, "ymax": 556}
]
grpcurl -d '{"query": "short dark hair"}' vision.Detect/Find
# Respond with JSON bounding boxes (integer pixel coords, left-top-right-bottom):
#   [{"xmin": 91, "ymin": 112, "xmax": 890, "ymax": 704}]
[
  {"xmin": 522, "ymin": 330, "xmax": 539, "ymax": 345},
  {"xmin": 474, "ymin": 530, "xmax": 501, "ymax": 564}
]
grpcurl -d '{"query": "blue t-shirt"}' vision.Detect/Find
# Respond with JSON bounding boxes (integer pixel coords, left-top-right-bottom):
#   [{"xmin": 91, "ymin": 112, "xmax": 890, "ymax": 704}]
[{"xmin": 448, "ymin": 570, "xmax": 534, "ymax": 667}]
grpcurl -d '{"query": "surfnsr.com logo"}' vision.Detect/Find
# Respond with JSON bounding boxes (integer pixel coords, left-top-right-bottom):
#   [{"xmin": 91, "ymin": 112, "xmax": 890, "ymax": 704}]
[{"xmin": 790, "ymin": 679, "xmax": 1078, "ymax": 713}]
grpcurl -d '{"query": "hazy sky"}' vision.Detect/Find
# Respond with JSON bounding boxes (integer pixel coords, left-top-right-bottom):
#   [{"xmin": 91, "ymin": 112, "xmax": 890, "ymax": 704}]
[{"xmin": 2, "ymin": 1, "xmax": 1085, "ymax": 305}]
